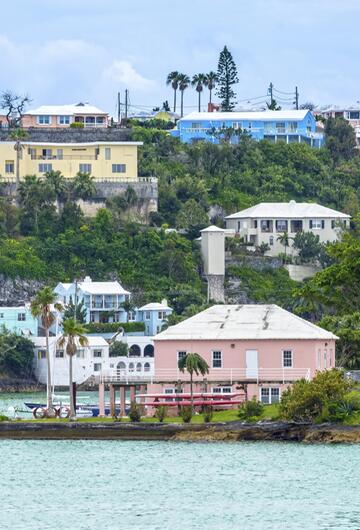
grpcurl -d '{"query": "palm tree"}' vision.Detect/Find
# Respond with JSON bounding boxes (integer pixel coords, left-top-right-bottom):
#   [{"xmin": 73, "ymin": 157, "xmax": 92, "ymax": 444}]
[
  {"xmin": 9, "ymin": 128, "xmax": 27, "ymax": 197},
  {"xmin": 191, "ymin": 73, "xmax": 207, "ymax": 112},
  {"xmin": 178, "ymin": 352, "xmax": 209, "ymax": 412},
  {"xmin": 205, "ymin": 71, "xmax": 218, "ymax": 105},
  {"xmin": 44, "ymin": 170, "xmax": 67, "ymax": 209},
  {"xmin": 31, "ymin": 287, "xmax": 63, "ymax": 410},
  {"xmin": 71, "ymin": 171, "xmax": 96, "ymax": 201},
  {"xmin": 277, "ymin": 231, "xmax": 291, "ymax": 263},
  {"xmin": 166, "ymin": 71, "xmax": 180, "ymax": 113},
  {"xmin": 57, "ymin": 318, "xmax": 88, "ymax": 418},
  {"xmin": 177, "ymin": 73, "xmax": 190, "ymax": 118}
]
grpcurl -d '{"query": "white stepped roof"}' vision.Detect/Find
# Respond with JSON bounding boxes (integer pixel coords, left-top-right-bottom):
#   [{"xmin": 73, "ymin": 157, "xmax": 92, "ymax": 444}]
[
  {"xmin": 155, "ymin": 304, "xmax": 337, "ymax": 341},
  {"xmin": 179, "ymin": 110, "xmax": 310, "ymax": 122},
  {"xmin": 226, "ymin": 201, "xmax": 350, "ymax": 220},
  {"xmin": 200, "ymin": 225, "xmax": 225, "ymax": 233},
  {"xmin": 56, "ymin": 278, "xmax": 130, "ymax": 296},
  {"xmin": 138, "ymin": 302, "xmax": 172, "ymax": 311},
  {"xmin": 26, "ymin": 103, "xmax": 108, "ymax": 116},
  {"xmin": 33, "ymin": 335, "xmax": 109, "ymax": 347}
]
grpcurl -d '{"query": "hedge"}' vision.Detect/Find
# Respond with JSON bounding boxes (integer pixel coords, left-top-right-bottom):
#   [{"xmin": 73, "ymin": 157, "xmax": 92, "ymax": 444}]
[{"xmin": 86, "ymin": 321, "xmax": 145, "ymax": 334}]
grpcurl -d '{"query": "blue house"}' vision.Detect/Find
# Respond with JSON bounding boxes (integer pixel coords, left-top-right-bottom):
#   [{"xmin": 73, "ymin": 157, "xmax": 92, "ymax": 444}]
[
  {"xmin": 135, "ymin": 300, "xmax": 173, "ymax": 336},
  {"xmin": 171, "ymin": 109, "xmax": 324, "ymax": 147},
  {"xmin": 0, "ymin": 305, "xmax": 38, "ymax": 336}
]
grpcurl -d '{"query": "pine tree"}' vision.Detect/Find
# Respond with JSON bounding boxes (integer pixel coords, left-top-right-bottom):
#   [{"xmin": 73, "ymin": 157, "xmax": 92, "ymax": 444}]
[{"xmin": 216, "ymin": 46, "xmax": 239, "ymax": 111}]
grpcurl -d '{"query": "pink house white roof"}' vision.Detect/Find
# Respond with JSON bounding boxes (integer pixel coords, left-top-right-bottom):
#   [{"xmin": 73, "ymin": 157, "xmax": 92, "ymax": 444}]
[{"xmin": 155, "ymin": 304, "xmax": 337, "ymax": 341}]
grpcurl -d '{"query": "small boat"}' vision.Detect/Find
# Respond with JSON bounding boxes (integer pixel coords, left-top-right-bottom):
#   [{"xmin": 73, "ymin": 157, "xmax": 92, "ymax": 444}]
[{"xmin": 24, "ymin": 402, "xmax": 122, "ymax": 417}]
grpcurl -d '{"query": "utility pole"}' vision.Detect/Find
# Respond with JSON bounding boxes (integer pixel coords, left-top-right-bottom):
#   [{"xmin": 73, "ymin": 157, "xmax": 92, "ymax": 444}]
[
  {"xmin": 117, "ymin": 92, "xmax": 121, "ymax": 126},
  {"xmin": 125, "ymin": 89, "xmax": 129, "ymax": 121},
  {"xmin": 268, "ymin": 82, "xmax": 274, "ymax": 105},
  {"xmin": 294, "ymin": 86, "xmax": 299, "ymax": 109}
]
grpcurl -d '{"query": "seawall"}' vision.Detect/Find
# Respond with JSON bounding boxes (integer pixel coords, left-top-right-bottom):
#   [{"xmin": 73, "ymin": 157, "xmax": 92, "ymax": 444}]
[{"xmin": 1, "ymin": 421, "xmax": 360, "ymax": 443}]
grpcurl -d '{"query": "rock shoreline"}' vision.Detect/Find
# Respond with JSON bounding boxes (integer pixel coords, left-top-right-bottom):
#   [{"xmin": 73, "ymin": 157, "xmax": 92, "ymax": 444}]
[{"xmin": 1, "ymin": 420, "xmax": 360, "ymax": 443}]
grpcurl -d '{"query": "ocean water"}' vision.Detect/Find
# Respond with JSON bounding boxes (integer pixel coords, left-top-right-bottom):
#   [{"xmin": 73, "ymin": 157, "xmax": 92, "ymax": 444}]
[{"xmin": 0, "ymin": 439, "xmax": 359, "ymax": 530}]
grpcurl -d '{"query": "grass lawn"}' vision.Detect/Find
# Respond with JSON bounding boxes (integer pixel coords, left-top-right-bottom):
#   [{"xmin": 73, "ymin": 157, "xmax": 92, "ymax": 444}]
[{"xmin": 13, "ymin": 404, "xmax": 281, "ymax": 424}]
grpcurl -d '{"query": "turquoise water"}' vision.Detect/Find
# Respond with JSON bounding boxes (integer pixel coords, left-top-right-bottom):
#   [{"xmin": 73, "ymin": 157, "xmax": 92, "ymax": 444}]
[{"xmin": 1, "ymin": 439, "xmax": 359, "ymax": 529}]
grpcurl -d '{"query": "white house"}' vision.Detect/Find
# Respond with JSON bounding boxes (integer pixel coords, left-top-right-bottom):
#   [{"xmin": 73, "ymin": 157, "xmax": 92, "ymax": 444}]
[
  {"xmin": 32, "ymin": 334, "xmax": 154, "ymax": 386},
  {"xmin": 55, "ymin": 276, "xmax": 130, "ymax": 324},
  {"xmin": 225, "ymin": 200, "xmax": 350, "ymax": 256}
]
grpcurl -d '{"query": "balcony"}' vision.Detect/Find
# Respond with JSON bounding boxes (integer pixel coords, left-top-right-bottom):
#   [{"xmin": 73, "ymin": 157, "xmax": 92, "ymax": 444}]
[
  {"xmin": 91, "ymin": 302, "xmax": 122, "ymax": 310},
  {"xmin": 99, "ymin": 367, "xmax": 311, "ymax": 384},
  {"xmin": 31, "ymin": 154, "xmax": 97, "ymax": 160}
]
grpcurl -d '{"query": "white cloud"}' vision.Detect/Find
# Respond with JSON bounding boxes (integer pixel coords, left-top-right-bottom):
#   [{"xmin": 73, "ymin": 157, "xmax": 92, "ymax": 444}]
[{"xmin": 103, "ymin": 60, "xmax": 156, "ymax": 91}]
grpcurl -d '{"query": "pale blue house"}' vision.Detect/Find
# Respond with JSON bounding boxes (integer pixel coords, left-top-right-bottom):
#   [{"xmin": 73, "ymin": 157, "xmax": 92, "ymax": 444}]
[
  {"xmin": 171, "ymin": 109, "xmax": 324, "ymax": 147},
  {"xmin": 0, "ymin": 305, "xmax": 38, "ymax": 336},
  {"xmin": 135, "ymin": 301, "xmax": 173, "ymax": 336}
]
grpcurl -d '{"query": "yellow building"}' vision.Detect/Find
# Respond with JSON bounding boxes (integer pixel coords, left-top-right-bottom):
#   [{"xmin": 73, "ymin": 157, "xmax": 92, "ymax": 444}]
[{"xmin": 0, "ymin": 140, "xmax": 142, "ymax": 182}]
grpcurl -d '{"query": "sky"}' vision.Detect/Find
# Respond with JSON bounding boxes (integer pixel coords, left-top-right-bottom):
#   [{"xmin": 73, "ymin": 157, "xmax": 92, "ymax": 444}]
[{"xmin": 1, "ymin": 0, "xmax": 360, "ymax": 116}]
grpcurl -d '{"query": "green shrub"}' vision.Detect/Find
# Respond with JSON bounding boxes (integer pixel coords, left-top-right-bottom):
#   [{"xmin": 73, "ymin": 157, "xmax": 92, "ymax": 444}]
[
  {"xmin": 129, "ymin": 401, "xmax": 141, "ymax": 422},
  {"xmin": 203, "ymin": 406, "xmax": 213, "ymax": 423},
  {"xmin": 280, "ymin": 369, "xmax": 352, "ymax": 422},
  {"xmin": 180, "ymin": 406, "xmax": 192, "ymax": 423},
  {"xmin": 155, "ymin": 405, "xmax": 167, "ymax": 423},
  {"xmin": 109, "ymin": 341, "xmax": 129, "ymax": 357},
  {"xmin": 0, "ymin": 414, "xmax": 9, "ymax": 421},
  {"xmin": 238, "ymin": 397, "xmax": 264, "ymax": 421},
  {"xmin": 70, "ymin": 122, "xmax": 84, "ymax": 128}
]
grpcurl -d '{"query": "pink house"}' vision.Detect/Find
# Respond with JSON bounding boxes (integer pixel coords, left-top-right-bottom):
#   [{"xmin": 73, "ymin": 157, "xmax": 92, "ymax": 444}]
[
  {"xmin": 21, "ymin": 103, "xmax": 109, "ymax": 128},
  {"xmin": 148, "ymin": 304, "xmax": 337, "ymax": 405}
]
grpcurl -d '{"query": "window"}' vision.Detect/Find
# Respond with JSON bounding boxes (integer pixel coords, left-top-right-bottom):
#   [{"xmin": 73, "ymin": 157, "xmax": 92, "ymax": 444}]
[
  {"xmin": 93, "ymin": 349, "xmax": 102, "ymax": 358},
  {"xmin": 269, "ymin": 236, "xmax": 274, "ymax": 246},
  {"xmin": 96, "ymin": 117, "xmax": 105, "ymax": 124},
  {"xmin": 260, "ymin": 220, "xmax": 273, "ymax": 233},
  {"xmin": 112, "ymin": 164, "xmax": 126, "ymax": 173},
  {"xmin": 38, "ymin": 350, "xmax": 47, "ymax": 359},
  {"xmin": 212, "ymin": 351, "xmax": 222, "ymax": 368},
  {"xmin": 212, "ymin": 386, "xmax": 232, "ymax": 394},
  {"xmin": 144, "ymin": 362, "xmax": 151, "ymax": 372},
  {"xmin": 191, "ymin": 122, "xmax": 201, "ymax": 129},
  {"xmin": 289, "ymin": 122, "xmax": 298, "ymax": 132},
  {"xmin": 55, "ymin": 350, "xmax": 64, "ymax": 358},
  {"xmin": 93, "ymin": 363, "xmax": 102, "ymax": 372},
  {"xmin": 145, "ymin": 311, "xmax": 151, "ymax": 320},
  {"xmin": 79, "ymin": 164, "xmax": 92, "ymax": 173},
  {"xmin": 276, "ymin": 122, "xmax": 286, "ymax": 133},
  {"xmin": 283, "ymin": 350, "xmax": 293, "ymax": 368},
  {"xmin": 177, "ymin": 351, "xmax": 186, "ymax": 361},
  {"xmin": 136, "ymin": 362, "xmax": 142, "ymax": 372},
  {"xmin": 128, "ymin": 362, "xmax": 134, "ymax": 372},
  {"xmin": 5, "ymin": 161, "xmax": 14, "ymax": 173},
  {"xmin": 17, "ymin": 313, "xmax": 26, "ymax": 321},
  {"xmin": 324, "ymin": 349, "xmax": 327, "ymax": 369},
  {"xmin": 128, "ymin": 310, "xmax": 135, "ymax": 321},
  {"xmin": 309, "ymin": 219, "xmax": 324, "ymax": 229},
  {"xmin": 317, "ymin": 349, "xmax": 321, "ymax": 369},
  {"xmin": 58, "ymin": 115, "xmax": 70, "ymax": 125},
  {"xmin": 105, "ymin": 147, "xmax": 111, "ymax": 160},
  {"xmin": 37, "ymin": 115, "xmax": 51, "ymax": 125},
  {"xmin": 349, "ymin": 111, "xmax": 360, "ymax": 120},
  {"xmin": 0, "ymin": 313, "xmax": 3, "ymax": 318},
  {"xmin": 39, "ymin": 163, "xmax": 52, "ymax": 173},
  {"xmin": 85, "ymin": 116, "xmax": 96, "ymax": 124},
  {"xmin": 260, "ymin": 387, "xmax": 280, "ymax": 404},
  {"xmin": 76, "ymin": 349, "xmax": 85, "ymax": 358},
  {"xmin": 276, "ymin": 220, "xmax": 288, "ymax": 232},
  {"xmin": 290, "ymin": 220, "xmax": 303, "ymax": 233},
  {"xmin": 42, "ymin": 149, "xmax": 52, "ymax": 159},
  {"xmin": 158, "ymin": 311, "xmax": 167, "ymax": 319},
  {"xmin": 57, "ymin": 149, "xmax": 63, "ymax": 160}
]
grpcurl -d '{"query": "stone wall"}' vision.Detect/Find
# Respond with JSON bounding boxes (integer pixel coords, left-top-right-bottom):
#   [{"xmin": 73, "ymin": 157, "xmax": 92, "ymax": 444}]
[{"xmin": 0, "ymin": 275, "xmax": 44, "ymax": 305}]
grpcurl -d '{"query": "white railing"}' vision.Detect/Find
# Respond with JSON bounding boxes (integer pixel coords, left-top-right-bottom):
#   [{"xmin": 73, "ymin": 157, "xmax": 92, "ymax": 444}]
[{"xmin": 99, "ymin": 367, "xmax": 311, "ymax": 384}]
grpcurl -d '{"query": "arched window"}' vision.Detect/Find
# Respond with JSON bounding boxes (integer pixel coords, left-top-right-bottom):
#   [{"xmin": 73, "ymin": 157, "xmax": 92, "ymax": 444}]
[
  {"xmin": 117, "ymin": 361, "xmax": 126, "ymax": 370},
  {"xmin": 144, "ymin": 344, "xmax": 154, "ymax": 357},
  {"xmin": 129, "ymin": 362, "xmax": 134, "ymax": 372},
  {"xmin": 136, "ymin": 362, "xmax": 142, "ymax": 372},
  {"xmin": 144, "ymin": 362, "xmax": 150, "ymax": 372},
  {"xmin": 129, "ymin": 344, "xmax": 141, "ymax": 357}
]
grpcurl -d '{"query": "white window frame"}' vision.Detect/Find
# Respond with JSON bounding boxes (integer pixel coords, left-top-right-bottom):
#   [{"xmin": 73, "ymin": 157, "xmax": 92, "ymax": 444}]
[
  {"xmin": 93, "ymin": 349, "xmax": 103, "ymax": 358},
  {"xmin": 212, "ymin": 350, "xmax": 222, "ymax": 368},
  {"xmin": 37, "ymin": 115, "xmax": 51, "ymax": 125},
  {"xmin": 212, "ymin": 386, "xmax": 232, "ymax": 394},
  {"xmin": 5, "ymin": 161, "xmax": 14, "ymax": 173},
  {"xmin": 17, "ymin": 313, "xmax": 26, "ymax": 321},
  {"xmin": 38, "ymin": 163, "xmax": 52, "ymax": 173},
  {"xmin": 282, "ymin": 350, "xmax": 293, "ymax": 368},
  {"xmin": 79, "ymin": 163, "xmax": 92, "ymax": 173},
  {"xmin": 260, "ymin": 387, "xmax": 280, "ymax": 404},
  {"xmin": 58, "ymin": 115, "xmax": 70, "ymax": 125},
  {"xmin": 112, "ymin": 164, "xmax": 126, "ymax": 173},
  {"xmin": 93, "ymin": 363, "xmax": 102, "ymax": 372},
  {"xmin": 105, "ymin": 147, "xmax": 111, "ymax": 160}
]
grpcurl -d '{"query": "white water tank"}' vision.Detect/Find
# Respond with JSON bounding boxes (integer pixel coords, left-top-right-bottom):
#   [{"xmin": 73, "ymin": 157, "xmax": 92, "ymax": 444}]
[{"xmin": 200, "ymin": 225, "xmax": 225, "ymax": 276}]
